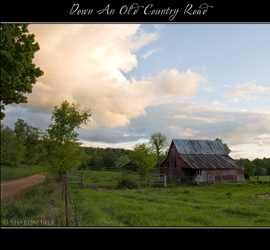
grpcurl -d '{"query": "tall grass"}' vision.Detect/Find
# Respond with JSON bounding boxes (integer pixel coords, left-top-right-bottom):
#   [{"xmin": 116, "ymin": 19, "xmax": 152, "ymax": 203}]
[
  {"xmin": 70, "ymin": 179, "xmax": 270, "ymax": 227},
  {"xmin": 1, "ymin": 179, "xmax": 65, "ymax": 227},
  {"xmin": 1, "ymin": 164, "xmax": 45, "ymax": 181}
]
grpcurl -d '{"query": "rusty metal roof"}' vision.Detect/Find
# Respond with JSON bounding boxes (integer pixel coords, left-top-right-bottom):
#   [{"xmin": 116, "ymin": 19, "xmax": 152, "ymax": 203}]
[
  {"xmin": 180, "ymin": 154, "xmax": 235, "ymax": 169},
  {"xmin": 172, "ymin": 139, "xmax": 230, "ymax": 155}
]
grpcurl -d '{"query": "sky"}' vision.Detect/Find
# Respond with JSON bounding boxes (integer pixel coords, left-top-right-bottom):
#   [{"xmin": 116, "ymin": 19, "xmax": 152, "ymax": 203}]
[{"xmin": 3, "ymin": 24, "xmax": 270, "ymax": 160}]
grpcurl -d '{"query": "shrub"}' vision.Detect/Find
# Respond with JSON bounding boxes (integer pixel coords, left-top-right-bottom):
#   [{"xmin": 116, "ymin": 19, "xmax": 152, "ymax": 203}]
[{"xmin": 117, "ymin": 174, "xmax": 139, "ymax": 189}]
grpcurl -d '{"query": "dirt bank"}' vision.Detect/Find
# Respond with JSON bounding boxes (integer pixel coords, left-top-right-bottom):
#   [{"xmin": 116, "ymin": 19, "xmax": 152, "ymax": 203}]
[{"xmin": 1, "ymin": 174, "xmax": 46, "ymax": 203}]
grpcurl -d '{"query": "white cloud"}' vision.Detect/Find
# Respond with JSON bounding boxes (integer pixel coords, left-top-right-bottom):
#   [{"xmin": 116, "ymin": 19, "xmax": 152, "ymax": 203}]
[
  {"xmin": 24, "ymin": 24, "xmax": 205, "ymax": 129},
  {"xmin": 142, "ymin": 48, "xmax": 161, "ymax": 58},
  {"xmin": 153, "ymin": 24, "xmax": 165, "ymax": 31},
  {"xmin": 224, "ymin": 81, "xmax": 269, "ymax": 102}
]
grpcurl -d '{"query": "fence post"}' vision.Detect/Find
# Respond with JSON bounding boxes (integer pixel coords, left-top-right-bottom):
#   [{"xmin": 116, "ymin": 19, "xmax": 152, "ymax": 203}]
[
  {"xmin": 164, "ymin": 173, "xmax": 166, "ymax": 187},
  {"xmin": 81, "ymin": 172, "xmax": 84, "ymax": 189},
  {"xmin": 64, "ymin": 174, "xmax": 69, "ymax": 227}
]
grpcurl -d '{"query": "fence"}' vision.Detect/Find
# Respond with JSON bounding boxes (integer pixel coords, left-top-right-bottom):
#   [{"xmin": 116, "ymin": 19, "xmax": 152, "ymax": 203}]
[
  {"xmin": 67, "ymin": 170, "xmax": 84, "ymax": 188},
  {"xmin": 62, "ymin": 171, "xmax": 83, "ymax": 227},
  {"xmin": 67, "ymin": 187, "xmax": 81, "ymax": 226},
  {"xmin": 122, "ymin": 172, "xmax": 167, "ymax": 187},
  {"xmin": 83, "ymin": 166, "xmax": 122, "ymax": 171}
]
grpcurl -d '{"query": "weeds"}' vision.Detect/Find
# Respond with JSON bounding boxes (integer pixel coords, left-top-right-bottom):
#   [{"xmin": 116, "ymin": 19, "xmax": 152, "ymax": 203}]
[
  {"xmin": 71, "ymin": 181, "xmax": 270, "ymax": 227},
  {"xmin": 1, "ymin": 179, "xmax": 65, "ymax": 227}
]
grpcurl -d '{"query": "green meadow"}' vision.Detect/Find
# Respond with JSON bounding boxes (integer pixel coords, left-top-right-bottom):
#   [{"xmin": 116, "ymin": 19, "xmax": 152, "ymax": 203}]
[
  {"xmin": 69, "ymin": 171, "xmax": 270, "ymax": 227},
  {"xmin": 1, "ymin": 165, "xmax": 45, "ymax": 182},
  {"xmin": 1, "ymin": 168, "xmax": 270, "ymax": 227}
]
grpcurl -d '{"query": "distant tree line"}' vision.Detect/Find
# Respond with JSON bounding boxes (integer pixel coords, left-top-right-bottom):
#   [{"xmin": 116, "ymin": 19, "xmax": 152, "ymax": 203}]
[
  {"xmin": 81, "ymin": 147, "xmax": 132, "ymax": 169},
  {"xmin": 235, "ymin": 158, "xmax": 270, "ymax": 176}
]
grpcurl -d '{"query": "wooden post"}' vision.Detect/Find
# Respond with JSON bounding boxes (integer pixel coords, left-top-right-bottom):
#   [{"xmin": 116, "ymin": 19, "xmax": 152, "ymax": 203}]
[
  {"xmin": 61, "ymin": 174, "xmax": 64, "ymax": 201},
  {"xmin": 64, "ymin": 175, "xmax": 69, "ymax": 227},
  {"xmin": 220, "ymin": 175, "xmax": 223, "ymax": 183},
  {"xmin": 81, "ymin": 172, "xmax": 84, "ymax": 189},
  {"xmin": 164, "ymin": 173, "xmax": 166, "ymax": 188}
]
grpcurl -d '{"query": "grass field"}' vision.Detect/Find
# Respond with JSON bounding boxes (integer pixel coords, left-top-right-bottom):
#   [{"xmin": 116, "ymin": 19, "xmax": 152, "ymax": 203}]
[
  {"xmin": 69, "ymin": 171, "xmax": 270, "ymax": 227},
  {"xmin": 1, "ymin": 165, "xmax": 45, "ymax": 182},
  {"xmin": 1, "ymin": 167, "xmax": 270, "ymax": 227}
]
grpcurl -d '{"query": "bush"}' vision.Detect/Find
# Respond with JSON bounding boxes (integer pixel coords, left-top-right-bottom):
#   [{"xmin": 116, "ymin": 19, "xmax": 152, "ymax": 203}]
[{"xmin": 116, "ymin": 174, "xmax": 139, "ymax": 189}]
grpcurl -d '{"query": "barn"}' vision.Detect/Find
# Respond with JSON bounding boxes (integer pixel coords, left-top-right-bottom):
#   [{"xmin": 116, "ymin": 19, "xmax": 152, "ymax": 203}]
[{"xmin": 160, "ymin": 139, "xmax": 245, "ymax": 185}]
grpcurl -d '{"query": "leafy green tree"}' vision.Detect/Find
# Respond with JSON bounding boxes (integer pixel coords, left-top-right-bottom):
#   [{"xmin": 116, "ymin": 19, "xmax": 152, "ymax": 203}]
[
  {"xmin": 13, "ymin": 118, "xmax": 43, "ymax": 165},
  {"xmin": 116, "ymin": 155, "xmax": 130, "ymax": 168},
  {"xmin": 129, "ymin": 143, "xmax": 157, "ymax": 185},
  {"xmin": 103, "ymin": 154, "xmax": 116, "ymax": 168},
  {"xmin": 40, "ymin": 100, "xmax": 92, "ymax": 180},
  {"xmin": 0, "ymin": 24, "xmax": 44, "ymax": 120},
  {"xmin": 253, "ymin": 158, "xmax": 267, "ymax": 176},
  {"xmin": 1, "ymin": 124, "xmax": 26, "ymax": 165},
  {"xmin": 235, "ymin": 158, "xmax": 256, "ymax": 175},
  {"xmin": 215, "ymin": 138, "xmax": 231, "ymax": 152},
  {"xmin": 149, "ymin": 132, "xmax": 169, "ymax": 167}
]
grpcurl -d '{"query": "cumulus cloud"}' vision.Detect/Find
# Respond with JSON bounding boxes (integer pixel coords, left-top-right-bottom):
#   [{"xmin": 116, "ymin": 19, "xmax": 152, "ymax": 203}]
[
  {"xmin": 25, "ymin": 24, "xmax": 205, "ymax": 128},
  {"xmin": 224, "ymin": 81, "xmax": 269, "ymax": 102}
]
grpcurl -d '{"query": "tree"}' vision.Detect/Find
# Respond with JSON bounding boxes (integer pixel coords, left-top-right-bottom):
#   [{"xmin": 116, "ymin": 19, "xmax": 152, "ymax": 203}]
[
  {"xmin": 215, "ymin": 138, "xmax": 231, "ymax": 153},
  {"xmin": 41, "ymin": 100, "xmax": 92, "ymax": 180},
  {"xmin": 116, "ymin": 155, "xmax": 130, "ymax": 168},
  {"xmin": 14, "ymin": 118, "xmax": 43, "ymax": 165},
  {"xmin": 103, "ymin": 154, "xmax": 116, "ymax": 169},
  {"xmin": 149, "ymin": 132, "xmax": 169, "ymax": 167},
  {"xmin": 1, "ymin": 124, "xmax": 26, "ymax": 165},
  {"xmin": 253, "ymin": 158, "xmax": 267, "ymax": 177},
  {"xmin": 0, "ymin": 24, "xmax": 44, "ymax": 120},
  {"xmin": 129, "ymin": 143, "xmax": 157, "ymax": 185},
  {"xmin": 236, "ymin": 158, "xmax": 256, "ymax": 175}
]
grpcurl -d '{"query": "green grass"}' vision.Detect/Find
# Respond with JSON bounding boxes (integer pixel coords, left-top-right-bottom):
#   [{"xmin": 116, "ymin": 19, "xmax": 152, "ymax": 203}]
[
  {"xmin": 1, "ymin": 179, "xmax": 66, "ymax": 227},
  {"xmin": 80, "ymin": 170, "xmax": 162, "ymax": 188},
  {"xmin": 1, "ymin": 164, "xmax": 45, "ymax": 182},
  {"xmin": 2, "ymin": 166, "xmax": 270, "ymax": 227},
  {"xmin": 69, "ymin": 172, "xmax": 270, "ymax": 227}
]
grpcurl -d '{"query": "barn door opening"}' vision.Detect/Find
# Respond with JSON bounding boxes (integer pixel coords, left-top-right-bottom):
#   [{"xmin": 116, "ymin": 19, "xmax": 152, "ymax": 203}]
[{"xmin": 181, "ymin": 168, "xmax": 197, "ymax": 184}]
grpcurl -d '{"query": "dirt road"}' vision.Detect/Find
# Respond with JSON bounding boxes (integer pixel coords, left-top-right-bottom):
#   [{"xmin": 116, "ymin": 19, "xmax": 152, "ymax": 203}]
[{"xmin": 1, "ymin": 174, "xmax": 46, "ymax": 203}]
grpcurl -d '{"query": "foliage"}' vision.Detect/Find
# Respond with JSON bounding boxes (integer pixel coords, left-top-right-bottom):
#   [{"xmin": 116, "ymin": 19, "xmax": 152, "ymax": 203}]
[
  {"xmin": 129, "ymin": 143, "xmax": 157, "ymax": 183},
  {"xmin": 236, "ymin": 158, "xmax": 256, "ymax": 175},
  {"xmin": 40, "ymin": 100, "xmax": 92, "ymax": 180},
  {"xmin": 103, "ymin": 154, "xmax": 116, "ymax": 168},
  {"xmin": 1, "ymin": 124, "xmax": 26, "ymax": 165},
  {"xmin": 235, "ymin": 158, "xmax": 270, "ymax": 176},
  {"xmin": 116, "ymin": 173, "xmax": 139, "ymax": 189},
  {"xmin": 81, "ymin": 147, "xmax": 132, "ymax": 168},
  {"xmin": 149, "ymin": 132, "xmax": 169, "ymax": 167},
  {"xmin": 0, "ymin": 24, "xmax": 44, "ymax": 120},
  {"xmin": 116, "ymin": 155, "xmax": 130, "ymax": 168},
  {"xmin": 215, "ymin": 138, "xmax": 231, "ymax": 152},
  {"xmin": 253, "ymin": 158, "xmax": 270, "ymax": 175},
  {"xmin": 13, "ymin": 119, "xmax": 44, "ymax": 165}
]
